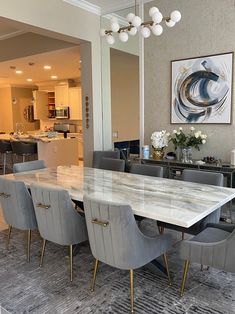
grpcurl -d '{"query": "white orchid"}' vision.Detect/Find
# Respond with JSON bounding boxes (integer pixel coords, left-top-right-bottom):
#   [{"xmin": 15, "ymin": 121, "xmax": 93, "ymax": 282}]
[
  {"xmin": 173, "ymin": 129, "xmax": 177, "ymax": 134},
  {"xmin": 179, "ymin": 127, "xmax": 183, "ymax": 131},
  {"xmin": 190, "ymin": 126, "xmax": 195, "ymax": 131},
  {"xmin": 194, "ymin": 132, "xmax": 199, "ymax": 138},
  {"xmin": 202, "ymin": 139, "xmax": 206, "ymax": 144}
]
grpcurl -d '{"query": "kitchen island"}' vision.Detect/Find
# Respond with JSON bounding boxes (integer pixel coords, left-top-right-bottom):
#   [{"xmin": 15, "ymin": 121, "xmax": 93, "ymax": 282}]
[{"xmin": 0, "ymin": 134, "xmax": 79, "ymax": 168}]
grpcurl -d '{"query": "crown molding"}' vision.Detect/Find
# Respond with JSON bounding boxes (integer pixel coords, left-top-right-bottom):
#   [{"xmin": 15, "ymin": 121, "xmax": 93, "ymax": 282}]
[
  {"xmin": 0, "ymin": 30, "xmax": 26, "ymax": 41},
  {"xmin": 63, "ymin": 0, "xmax": 101, "ymax": 15},
  {"xmin": 104, "ymin": 13, "xmax": 129, "ymax": 27},
  {"xmin": 63, "ymin": 0, "xmax": 154, "ymax": 15}
]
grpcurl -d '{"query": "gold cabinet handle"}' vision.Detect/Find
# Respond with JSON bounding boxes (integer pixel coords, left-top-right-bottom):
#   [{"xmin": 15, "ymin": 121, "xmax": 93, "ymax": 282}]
[
  {"xmin": 92, "ymin": 219, "xmax": 109, "ymax": 227},
  {"xmin": 36, "ymin": 203, "xmax": 51, "ymax": 209}
]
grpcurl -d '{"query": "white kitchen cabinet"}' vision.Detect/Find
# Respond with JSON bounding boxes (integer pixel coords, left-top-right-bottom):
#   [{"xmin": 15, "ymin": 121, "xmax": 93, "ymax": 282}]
[
  {"xmin": 55, "ymin": 85, "xmax": 69, "ymax": 106},
  {"xmin": 33, "ymin": 90, "xmax": 48, "ymax": 120},
  {"xmin": 69, "ymin": 87, "xmax": 82, "ymax": 120}
]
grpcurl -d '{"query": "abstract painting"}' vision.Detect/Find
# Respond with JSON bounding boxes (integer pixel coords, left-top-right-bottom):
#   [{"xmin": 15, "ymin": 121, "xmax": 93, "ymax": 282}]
[{"xmin": 171, "ymin": 52, "xmax": 233, "ymax": 124}]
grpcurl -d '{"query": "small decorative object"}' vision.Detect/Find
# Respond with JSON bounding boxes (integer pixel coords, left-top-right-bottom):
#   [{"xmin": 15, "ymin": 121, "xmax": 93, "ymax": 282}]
[
  {"xmin": 171, "ymin": 52, "xmax": 233, "ymax": 124},
  {"xmin": 166, "ymin": 152, "xmax": 176, "ymax": 160},
  {"xmin": 142, "ymin": 145, "xmax": 150, "ymax": 159},
  {"xmin": 151, "ymin": 130, "xmax": 170, "ymax": 160}
]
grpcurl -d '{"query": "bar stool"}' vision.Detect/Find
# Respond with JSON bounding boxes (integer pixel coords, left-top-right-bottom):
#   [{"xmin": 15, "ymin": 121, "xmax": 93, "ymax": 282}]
[
  {"xmin": 11, "ymin": 141, "xmax": 37, "ymax": 163},
  {"xmin": 0, "ymin": 140, "xmax": 13, "ymax": 174}
]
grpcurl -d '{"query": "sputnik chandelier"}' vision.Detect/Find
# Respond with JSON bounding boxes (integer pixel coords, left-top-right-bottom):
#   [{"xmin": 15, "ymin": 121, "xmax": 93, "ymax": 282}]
[{"xmin": 100, "ymin": 1, "xmax": 181, "ymax": 44}]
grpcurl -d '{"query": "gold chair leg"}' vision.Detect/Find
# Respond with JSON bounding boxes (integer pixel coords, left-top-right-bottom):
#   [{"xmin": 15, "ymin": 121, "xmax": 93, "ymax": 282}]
[
  {"xmin": 27, "ymin": 230, "xmax": 31, "ymax": 262},
  {"xmin": 39, "ymin": 239, "xmax": 47, "ymax": 267},
  {"xmin": 163, "ymin": 253, "xmax": 172, "ymax": 286},
  {"xmin": 157, "ymin": 224, "xmax": 161, "ymax": 234},
  {"xmin": 130, "ymin": 269, "xmax": 134, "ymax": 314},
  {"xmin": 182, "ymin": 232, "xmax": 185, "ymax": 240},
  {"xmin": 91, "ymin": 259, "xmax": 99, "ymax": 292},
  {"xmin": 180, "ymin": 260, "xmax": 190, "ymax": 297},
  {"xmin": 6, "ymin": 225, "xmax": 12, "ymax": 250},
  {"xmin": 69, "ymin": 244, "xmax": 73, "ymax": 282}
]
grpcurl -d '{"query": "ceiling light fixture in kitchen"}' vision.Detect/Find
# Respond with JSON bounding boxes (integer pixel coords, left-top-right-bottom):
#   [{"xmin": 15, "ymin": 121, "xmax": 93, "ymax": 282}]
[
  {"xmin": 100, "ymin": 0, "xmax": 181, "ymax": 44},
  {"xmin": 44, "ymin": 65, "xmax": 52, "ymax": 70},
  {"xmin": 16, "ymin": 70, "xmax": 23, "ymax": 74},
  {"xmin": 51, "ymin": 75, "xmax": 58, "ymax": 79},
  {"xmin": 27, "ymin": 78, "xmax": 33, "ymax": 82}
]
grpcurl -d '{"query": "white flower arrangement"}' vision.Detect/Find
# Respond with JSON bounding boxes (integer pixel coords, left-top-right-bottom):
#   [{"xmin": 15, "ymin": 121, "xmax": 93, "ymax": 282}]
[{"xmin": 151, "ymin": 130, "xmax": 170, "ymax": 150}]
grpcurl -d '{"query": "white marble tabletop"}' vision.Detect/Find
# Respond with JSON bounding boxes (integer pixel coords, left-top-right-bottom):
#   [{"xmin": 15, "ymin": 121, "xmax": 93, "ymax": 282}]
[{"xmin": 4, "ymin": 166, "xmax": 235, "ymax": 228}]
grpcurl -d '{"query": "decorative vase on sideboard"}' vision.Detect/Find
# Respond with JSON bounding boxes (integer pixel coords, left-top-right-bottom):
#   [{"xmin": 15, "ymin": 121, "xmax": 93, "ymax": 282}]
[{"xmin": 153, "ymin": 148, "xmax": 165, "ymax": 160}]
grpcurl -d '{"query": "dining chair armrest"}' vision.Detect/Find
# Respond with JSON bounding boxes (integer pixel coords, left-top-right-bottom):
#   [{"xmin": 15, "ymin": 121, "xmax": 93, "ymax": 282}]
[{"xmin": 206, "ymin": 223, "xmax": 235, "ymax": 233}]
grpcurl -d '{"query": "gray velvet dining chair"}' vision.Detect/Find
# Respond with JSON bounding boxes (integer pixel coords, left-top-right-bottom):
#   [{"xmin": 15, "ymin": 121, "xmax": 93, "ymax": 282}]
[
  {"xmin": 0, "ymin": 177, "xmax": 37, "ymax": 262},
  {"xmin": 180, "ymin": 223, "xmax": 235, "ymax": 296},
  {"xmin": 157, "ymin": 169, "xmax": 224, "ymax": 238},
  {"xmin": 13, "ymin": 160, "xmax": 46, "ymax": 173},
  {"xmin": 30, "ymin": 183, "xmax": 88, "ymax": 282},
  {"xmin": 130, "ymin": 164, "xmax": 164, "ymax": 178},
  {"xmin": 99, "ymin": 157, "xmax": 125, "ymax": 172},
  {"xmin": 83, "ymin": 196, "xmax": 173, "ymax": 313},
  {"xmin": 92, "ymin": 150, "xmax": 120, "ymax": 168},
  {"xmin": 130, "ymin": 164, "xmax": 164, "ymax": 225}
]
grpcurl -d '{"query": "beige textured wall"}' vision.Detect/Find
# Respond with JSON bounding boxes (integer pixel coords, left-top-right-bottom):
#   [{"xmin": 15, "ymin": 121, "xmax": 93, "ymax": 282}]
[
  {"xmin": 144, "ymin": 0, "xmax": 235, "ymax": 162},
  {"xmin": 110, "ymin": 49, "xmax": 139, "ymax": 142},
  {"xmin": 0, "ymin": 87, "xmax": 13, "ymax": 132}
]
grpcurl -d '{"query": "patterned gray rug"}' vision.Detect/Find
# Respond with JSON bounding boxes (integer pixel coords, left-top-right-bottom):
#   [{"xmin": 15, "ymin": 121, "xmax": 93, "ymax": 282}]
[{"xmin": 0, "ymin": 220, "xmax": 234, "ymax": 314}]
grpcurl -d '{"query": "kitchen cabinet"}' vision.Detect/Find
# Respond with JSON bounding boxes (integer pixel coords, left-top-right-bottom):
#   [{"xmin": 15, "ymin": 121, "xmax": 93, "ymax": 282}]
[
  {"xmin": 55, "ymin": 85, "xmax": 69, "ymax": 106},
  {"xmin": 69, "ymin": 87, "xmax": 82, "ymax": 120},
  {"xmin": 33, "ymin": 90, "xmax": 48, "ymax": 120}
]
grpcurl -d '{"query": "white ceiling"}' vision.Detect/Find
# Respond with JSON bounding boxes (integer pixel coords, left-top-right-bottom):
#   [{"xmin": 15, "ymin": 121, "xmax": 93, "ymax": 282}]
[{"xmin": 0, "ymin": 46, "xmax": 80, "ymax": 87}]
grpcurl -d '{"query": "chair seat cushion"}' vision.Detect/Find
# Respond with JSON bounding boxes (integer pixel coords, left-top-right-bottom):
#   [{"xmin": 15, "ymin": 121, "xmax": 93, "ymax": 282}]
[{"xmin": 189, "ymin": 227, "xmax": 230, "ymax": 243}]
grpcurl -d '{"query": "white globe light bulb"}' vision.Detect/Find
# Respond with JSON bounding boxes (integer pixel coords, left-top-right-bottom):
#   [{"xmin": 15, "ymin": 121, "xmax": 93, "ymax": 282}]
[
  {"xmin": 165, "ymin": 19, "xmax": 176, "ymax": 28},
  {"xmin": 106, "ymin": 35, "xmax": 115, "ymax": 45},
  {"xmin": 152, "ymin": 11, "xmax": 163, "ymax": 24},
  {"xmin": 132, "ymin": 15, "xmax": 142, "ymax": 27},
  {"xmin": 110, "ymin": 17, "xmax": 118, "ymax": 24},
  {"xmin": 126, "ymin": 13, "xmax": 135, "ymax": 23},
  {"xmin": 152, "ymin": 24, "xmax": 163, "ymax": 36},
  {"xmin": 170, "ymin": 10, "xmax": 181, "ymax": 23},
  {"xmin": 149, "ymin": 7, "xmax": 159, "ymax": 17},
  {"xmin": 141, "ymin": 27, "xmax": 151, "ymax": 38},
  {"xmin": 119, "ymin": 32, "xmax": 129, "ymax": 42},
  {"xmin": 128, "ymin": 26, "xmax": 137, "ymax": 36},
  {"xmin": 111, "ymin": 22, "xmax": 120, "ymax": 33}
]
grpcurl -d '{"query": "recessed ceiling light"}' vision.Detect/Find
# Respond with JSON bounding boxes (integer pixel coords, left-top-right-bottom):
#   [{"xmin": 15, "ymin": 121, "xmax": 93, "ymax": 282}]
[
  {"xmin": 16, "ymin": 70, "xmax": 23, "ymax": 74},
  {"xmin": 27, "ymin": 78, "xmax": 33, "ymax": 82},
  {"xmin": 44, "ymin": 65, "xmax": 51, "ymax": 70},
  {"xmin": 51, "ymin": 75, "xmax": 57, "ymax": 79}
]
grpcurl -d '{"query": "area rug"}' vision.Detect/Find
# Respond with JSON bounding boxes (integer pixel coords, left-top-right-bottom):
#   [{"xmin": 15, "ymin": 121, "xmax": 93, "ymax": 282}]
[{"xmin": 0, "ymin": 220, "xmax": 234, "ymax": 314}]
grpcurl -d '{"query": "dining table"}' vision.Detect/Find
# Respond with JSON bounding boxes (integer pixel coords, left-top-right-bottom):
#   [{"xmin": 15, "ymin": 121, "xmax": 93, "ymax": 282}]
[
  {"xmin": 4, "ymin": 165, "xmax": 235, "ymax": 228},
  {"xmin": 3, "ymin": 165, "xmax": 235, "ymax": 275}
]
